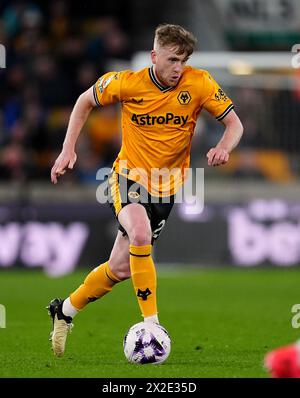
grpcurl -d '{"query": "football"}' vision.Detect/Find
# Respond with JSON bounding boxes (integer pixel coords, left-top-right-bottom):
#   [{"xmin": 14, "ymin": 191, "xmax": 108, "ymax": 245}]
[{"xmin": 123, "ymin": 322, "xmax": 171, "ymax": 365}]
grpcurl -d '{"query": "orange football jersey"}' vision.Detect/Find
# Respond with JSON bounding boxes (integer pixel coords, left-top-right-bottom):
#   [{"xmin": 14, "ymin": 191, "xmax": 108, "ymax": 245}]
[{"xmin": 93, "ymin": 66, "xmax": 234, "ymax": 196}]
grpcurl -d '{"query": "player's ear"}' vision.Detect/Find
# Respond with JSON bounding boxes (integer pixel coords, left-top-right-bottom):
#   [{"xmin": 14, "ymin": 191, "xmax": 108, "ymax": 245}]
[{"xmin": 151, "ymin": 50, "xmax": 157, "ymax": 64}]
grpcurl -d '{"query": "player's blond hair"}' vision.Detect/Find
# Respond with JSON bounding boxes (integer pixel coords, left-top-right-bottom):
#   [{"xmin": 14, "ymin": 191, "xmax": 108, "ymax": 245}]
[{"xmin": 154, "ymin": 24, "xmax": 197, "ymax": 56}]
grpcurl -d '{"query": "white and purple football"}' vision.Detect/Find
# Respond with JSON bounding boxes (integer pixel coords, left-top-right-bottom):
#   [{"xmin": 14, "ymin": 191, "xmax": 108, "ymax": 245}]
[{"xmin": 123, "ymin": 322, "xmax": 171, "ymax": 365}]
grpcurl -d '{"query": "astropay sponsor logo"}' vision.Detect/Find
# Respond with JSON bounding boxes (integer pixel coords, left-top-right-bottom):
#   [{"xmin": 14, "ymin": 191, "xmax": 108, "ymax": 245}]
[
  {"xmin": 0, "ymin": 222, "xmax": 89, "ymax": 276},
  {"xmin": 131, "ymin": 112, "xmax": 188, "ymax": 126}
]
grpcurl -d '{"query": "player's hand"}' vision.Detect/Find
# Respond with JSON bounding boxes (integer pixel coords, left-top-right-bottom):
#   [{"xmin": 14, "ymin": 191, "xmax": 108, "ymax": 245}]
[
  {"xmin": 51, "ymin": 149, "xmax": 77, "ymax": 184},
  {"xmin": 206, "ymin": 147, "xmax": 229, "ymax": 167}
]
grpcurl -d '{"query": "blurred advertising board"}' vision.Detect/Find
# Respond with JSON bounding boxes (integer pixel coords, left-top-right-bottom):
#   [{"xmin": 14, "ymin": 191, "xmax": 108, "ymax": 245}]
[
  {"xmin": 0, "ymin": 199, "xmax": 299, "ymax": 276},
  {"xmin": 0, "ymin": 203, "xmax": 116, "ymax": 276},
  {"xmin": 156, "ymin": 199, "xmax": 300, "ymax": 267},
  {"xmin": 214, "ymin": 0, "xmax": 300, "ymax": 32},
  {"xmin": 214, "ymin": 0, "xmax": 300, "ymax": 49}
]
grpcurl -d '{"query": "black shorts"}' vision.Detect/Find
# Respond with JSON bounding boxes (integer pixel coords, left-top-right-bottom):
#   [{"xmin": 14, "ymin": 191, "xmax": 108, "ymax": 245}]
[{"xmin": 106, "ymin": 171, "xmax": 174, "ymax": 243}]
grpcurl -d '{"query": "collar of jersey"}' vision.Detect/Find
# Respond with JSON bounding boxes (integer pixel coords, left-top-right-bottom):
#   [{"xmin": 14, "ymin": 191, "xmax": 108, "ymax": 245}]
[{"xmin": 149, "ymin": 66, "xmax": 175, "ymax": 93}]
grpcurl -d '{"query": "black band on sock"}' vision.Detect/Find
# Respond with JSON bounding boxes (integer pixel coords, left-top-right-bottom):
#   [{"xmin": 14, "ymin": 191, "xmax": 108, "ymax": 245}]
[
  {"xmin": 105, "ymin": 268, "xmax": 119, "ymax": 284},
  {"xmin": 129, "ymin": 252, "xmax": 151, "ymax": 257}
]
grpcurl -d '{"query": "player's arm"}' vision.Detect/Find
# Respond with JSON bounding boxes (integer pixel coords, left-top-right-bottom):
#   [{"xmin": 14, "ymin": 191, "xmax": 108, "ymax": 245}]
[
  {"xmin": 51, "ymin": 86, "xmax": 96, "ymax": 184},
  {"xmin": 206, "ymin": 110, "xmax": 243, "ymax": 167}
]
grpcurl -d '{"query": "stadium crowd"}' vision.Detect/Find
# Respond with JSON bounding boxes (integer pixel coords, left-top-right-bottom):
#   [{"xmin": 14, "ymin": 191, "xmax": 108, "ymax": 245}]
[
  {"xmin": 0, "ymin": 1, "xmax": 132, "ymax": 183},
  {"xmin": 1, "ymin": 1, "xmax": 299, "ymax": 184}
]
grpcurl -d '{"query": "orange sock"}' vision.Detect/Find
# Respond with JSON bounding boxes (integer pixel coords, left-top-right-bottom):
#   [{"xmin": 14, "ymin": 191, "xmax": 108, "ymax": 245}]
[
  {"xmin": 129, "ymin": 244, "xmax": 157, "ymax": 318},
  {"xmin": 70, "ymin": 261, "xmax": 121, "ymax": 310}
]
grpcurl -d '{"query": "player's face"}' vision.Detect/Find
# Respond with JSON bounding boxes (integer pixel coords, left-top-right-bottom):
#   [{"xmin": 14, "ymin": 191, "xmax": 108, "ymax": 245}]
[{"xmin": 151, "ymin": 45, "xmax": 189, "ymax": 87}]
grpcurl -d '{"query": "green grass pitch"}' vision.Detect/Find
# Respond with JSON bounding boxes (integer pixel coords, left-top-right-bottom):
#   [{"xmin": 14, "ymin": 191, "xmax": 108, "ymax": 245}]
[{"xmin": 0, "ymin": 267, "xmax": 300, "ymax": 378}]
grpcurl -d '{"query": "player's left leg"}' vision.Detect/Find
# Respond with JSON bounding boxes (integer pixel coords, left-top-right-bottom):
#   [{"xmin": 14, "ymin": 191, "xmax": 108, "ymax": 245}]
[
  {"xmin": 48, "ymin": 231, "xmax": 130, "ymax": 357},
  {"xmin": 69, "ymin": 231, "xmax": 130, "ymax": 311}
]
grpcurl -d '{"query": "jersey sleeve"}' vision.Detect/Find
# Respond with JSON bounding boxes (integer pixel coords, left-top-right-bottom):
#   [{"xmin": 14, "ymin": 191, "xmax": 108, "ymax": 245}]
[
  {"xmin": 93, "ymin": 71, "xmax": 124, "ymax": 106},
  {"xmin": 201, "ymin": 71, "xmax": 234, "ymax": 121}
]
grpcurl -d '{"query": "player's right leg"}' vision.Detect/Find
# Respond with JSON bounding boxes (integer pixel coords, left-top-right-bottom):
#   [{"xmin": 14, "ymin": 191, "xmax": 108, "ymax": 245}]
[
  {"xmin": 118, "ymin": 203, "xmax": 159, "ymax": 324},
  {"xmin": 48, "ymin": 231, "xmax": 130, "ymax": 357}
]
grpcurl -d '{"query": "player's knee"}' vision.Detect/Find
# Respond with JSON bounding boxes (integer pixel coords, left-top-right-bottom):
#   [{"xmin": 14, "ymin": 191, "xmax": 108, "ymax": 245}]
[
  {"xmin": 109, "ymin": 260, "xmax": 131, "ymax": 280},
  {"xmin": 129, "ymin": 224, "xmax": 152, "ymax": 246},
  {"xmin": 115, "ymin": 268, "xmax": 131, "ymax": 280}
]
